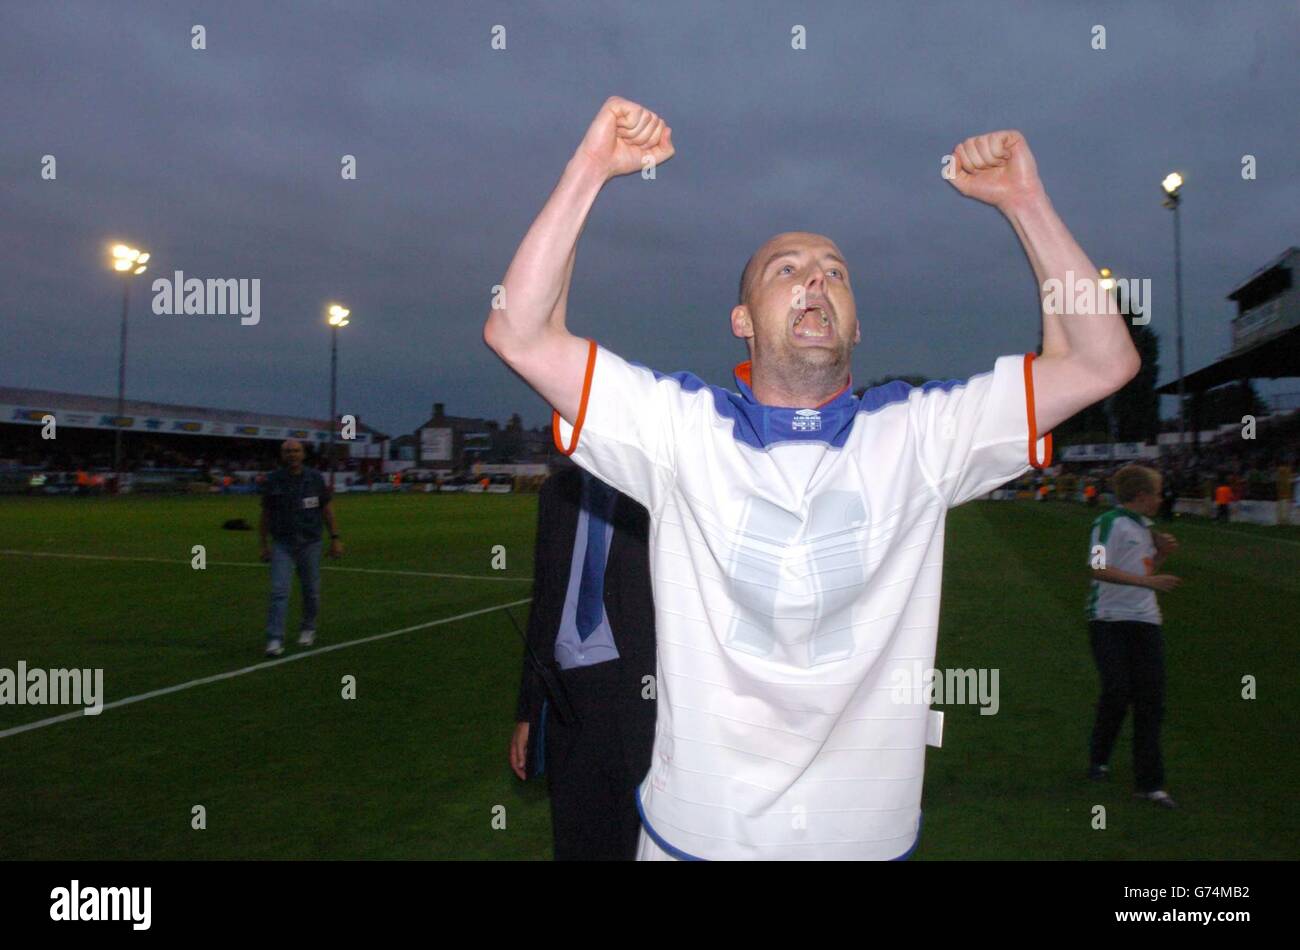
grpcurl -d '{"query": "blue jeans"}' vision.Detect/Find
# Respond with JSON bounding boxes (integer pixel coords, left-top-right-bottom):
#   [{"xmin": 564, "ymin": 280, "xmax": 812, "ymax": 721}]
[{"xmin": 266, "ymin": 540, "xmax": 321, "ymax": 642}]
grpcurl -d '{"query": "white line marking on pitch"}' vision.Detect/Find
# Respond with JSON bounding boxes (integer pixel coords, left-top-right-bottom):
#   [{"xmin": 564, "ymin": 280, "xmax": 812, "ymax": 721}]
[
  {"xmin": 0, "ymin": 549, "xmax": 533, "ymax": 581},
  {"xmin": 0, "ymin": 597, "xmax": 533, "ymax": 741}
]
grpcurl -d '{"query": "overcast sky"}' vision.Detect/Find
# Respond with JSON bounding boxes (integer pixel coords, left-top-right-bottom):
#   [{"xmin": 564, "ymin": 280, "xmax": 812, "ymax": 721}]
[{"xmin": 3, "ymin": 0, "xmax": 1297, "ymax": 436}]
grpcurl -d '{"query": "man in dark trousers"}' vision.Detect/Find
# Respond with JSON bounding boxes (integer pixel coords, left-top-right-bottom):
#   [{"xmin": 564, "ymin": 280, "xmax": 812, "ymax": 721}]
[
  {"xmin": 259, "ymin": 439, "xmax": 343, "ymax": 657},
  {"xmin": 508, "ymin": 463, "xmax": 656, "ymax": 860}
]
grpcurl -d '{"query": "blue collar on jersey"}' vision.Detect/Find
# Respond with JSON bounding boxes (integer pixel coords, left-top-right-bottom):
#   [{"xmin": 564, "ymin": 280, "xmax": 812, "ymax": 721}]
[
  {"xmin": 642, "ymin": 359, "xmax": 859, "ymax": 451},
  {"xmin": 727, "ymin": 358, "xmax": 863, "ymax": 448},
  {"xmin": 644, "ymin": 357, "xmax": 921, "ymax": 451}
]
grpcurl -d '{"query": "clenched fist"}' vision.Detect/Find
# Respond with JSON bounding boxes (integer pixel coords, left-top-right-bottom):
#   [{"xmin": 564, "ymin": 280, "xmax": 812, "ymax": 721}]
[
  {"xmin": 947, "ymin": 130, "xmax": 1044, "ymax": 211},
  {"xmin": 577, "ymin": 96, "xmax": 675, "ymax": 182}
]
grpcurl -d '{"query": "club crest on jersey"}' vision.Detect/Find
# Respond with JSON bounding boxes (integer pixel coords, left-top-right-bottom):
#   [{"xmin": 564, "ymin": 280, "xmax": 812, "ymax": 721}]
[{"xmin": 792, "ymin": 409, "xmax": 821, "ymax": 433}]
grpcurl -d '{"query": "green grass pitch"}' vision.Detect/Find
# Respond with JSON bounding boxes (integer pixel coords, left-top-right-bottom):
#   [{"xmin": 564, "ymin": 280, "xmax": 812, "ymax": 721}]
[{"xmin": 1, "ymin": 493, "xmax": 1295, "ymax": 859}]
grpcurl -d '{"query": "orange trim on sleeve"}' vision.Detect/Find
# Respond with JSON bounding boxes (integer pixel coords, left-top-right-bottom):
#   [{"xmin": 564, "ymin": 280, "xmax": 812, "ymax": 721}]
[
  {"xmin": 1024, "ymin": 353, "xmax": 1053, "ymax": 469},
  {"xmin": 551, "ymin": 338, "xmax": 598, "ymax": 457}
]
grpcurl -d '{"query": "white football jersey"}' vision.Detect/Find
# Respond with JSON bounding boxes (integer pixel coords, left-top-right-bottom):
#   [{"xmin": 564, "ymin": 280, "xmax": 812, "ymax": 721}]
[
  {"xmin": 552, "ymin": 340, "xmax": 1051, "ymax": 860},
  {"xmin": 1086, "ymin": 507, "xmax": 1162, "ymax": 625}
]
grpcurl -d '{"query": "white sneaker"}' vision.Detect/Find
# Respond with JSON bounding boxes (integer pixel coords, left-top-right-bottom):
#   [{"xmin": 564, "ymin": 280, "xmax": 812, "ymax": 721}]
[
  {"xmin": 298, "ymin": 629, "xmax": 316, "ymax": 647},
  {"xmin": 1134, "ymin": 789, "xmax": 1179, "ymax": 809},
  {"xmin": 266, "ymin": 639, "xmax": 284, "ymax": 657}
]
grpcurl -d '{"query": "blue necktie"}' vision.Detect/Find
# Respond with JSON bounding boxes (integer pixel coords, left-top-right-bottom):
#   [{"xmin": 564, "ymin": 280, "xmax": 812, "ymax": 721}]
[{"xmin": 575, "ymin": 477, "xmax": 613, "ymax": 641}]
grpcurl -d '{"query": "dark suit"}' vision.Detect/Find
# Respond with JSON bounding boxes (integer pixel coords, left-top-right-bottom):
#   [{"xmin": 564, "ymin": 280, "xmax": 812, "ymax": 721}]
[{"xmin": 515, "ymin": 464, "xmax": 656, "ymax": 860}]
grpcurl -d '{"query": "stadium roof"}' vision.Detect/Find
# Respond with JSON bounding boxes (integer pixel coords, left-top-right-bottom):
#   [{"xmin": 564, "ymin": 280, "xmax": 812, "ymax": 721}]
[
  {"xmin": 0, "ymin": 386, "xmax": 389, "ymax": 441},
  {"xmin": 1155, "ymin": 324, "xmax": 1300, "ymax": 395},
  {"xmin": 1226, "ymin": 246, "xmax": 1299, "ymax": 299},
  {"xmin": 1157, "ymin": 246, "xmax": 1300, "ymax": 396}
]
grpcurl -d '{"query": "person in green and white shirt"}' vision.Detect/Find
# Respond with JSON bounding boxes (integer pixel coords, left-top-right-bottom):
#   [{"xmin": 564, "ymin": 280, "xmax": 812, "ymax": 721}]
[{"xmin": 1085, "ymin": 464, "xmax": 1181, "ymax": 808}]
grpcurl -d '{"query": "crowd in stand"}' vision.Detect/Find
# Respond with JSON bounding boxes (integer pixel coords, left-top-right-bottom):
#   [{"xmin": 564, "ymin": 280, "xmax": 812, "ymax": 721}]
[
  {"xmin": 0, "ymin": 441, "xmax": 284, "ymax": 475},
  {"xmin": 1163, "ymin": 419, "xmax": 1300, "ymax": 501},
  {"xmin": 1004, "ymin": 410, "xmax": 1300, "ymax": 508},
  {"xmin": 6, "ymin": 412, "xmax": 1298, "ymax": 505},
  {"xmin": 0, "ymin": 438, "xmax": 517, "ymax": 495}
]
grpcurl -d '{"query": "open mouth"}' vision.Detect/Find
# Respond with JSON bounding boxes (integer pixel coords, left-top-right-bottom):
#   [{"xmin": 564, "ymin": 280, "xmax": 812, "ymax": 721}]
[{"xmin": 792, "ymin": 306, "xmax": 833, "ymax": 340}]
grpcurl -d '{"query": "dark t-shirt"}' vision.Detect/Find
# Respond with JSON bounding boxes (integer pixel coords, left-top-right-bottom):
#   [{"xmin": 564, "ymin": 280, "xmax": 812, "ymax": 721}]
[{"xmin": 261, "ymin": 467, "xmax": 332, "ymax": 545}]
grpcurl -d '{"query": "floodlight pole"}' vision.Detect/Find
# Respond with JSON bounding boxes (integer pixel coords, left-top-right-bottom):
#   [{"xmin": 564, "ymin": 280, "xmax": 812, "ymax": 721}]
[
  {"xmin": 1172, "ymin": 195, "xmax": 1188, "ymax": 456},
  {"xmin": 114, "ymin": 278, "xmax": 130, "ymax": 491},
  {"xmin": 329, "ymin": 324, "xmax": 338, "ymax": 491},
  {"xmin": 1163, "ymin": 187, "xmax": 1188, "ymax": 458}
]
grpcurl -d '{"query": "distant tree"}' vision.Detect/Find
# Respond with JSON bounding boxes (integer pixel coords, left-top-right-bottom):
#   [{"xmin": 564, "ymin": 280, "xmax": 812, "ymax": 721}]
[
  {"xmin": 1111, "ymin": 322, "xmax": 1161, "ymax": 441},
  {"xmin": 1053, "ymin": 401, "xmax": 1110, "ymax": 445}
]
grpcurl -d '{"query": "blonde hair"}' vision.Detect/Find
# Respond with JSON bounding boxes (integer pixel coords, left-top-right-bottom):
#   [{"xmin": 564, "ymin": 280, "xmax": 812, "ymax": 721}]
[{"xmin": 1112, "ymin": 464, "xmax": 1161, "ymax": 503}]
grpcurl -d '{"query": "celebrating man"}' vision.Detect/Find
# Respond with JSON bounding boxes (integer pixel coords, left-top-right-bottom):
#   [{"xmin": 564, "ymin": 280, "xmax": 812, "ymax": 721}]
[{"xmin": 484, "ymin": 96, "xmax": 1140, "ymax": 860}]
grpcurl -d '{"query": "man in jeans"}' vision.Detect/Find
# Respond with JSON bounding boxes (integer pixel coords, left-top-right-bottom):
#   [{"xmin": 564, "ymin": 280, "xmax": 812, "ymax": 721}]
[
  {"xmin": 1085, "ymin": 464, "xmax": 1181, "ymax": 808},
  {"xmin": 259, "ymin": 439, "xmax": 343, "ymax": 656}
]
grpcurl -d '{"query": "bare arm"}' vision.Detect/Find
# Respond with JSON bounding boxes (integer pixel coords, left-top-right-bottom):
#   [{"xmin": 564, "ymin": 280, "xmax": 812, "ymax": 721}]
[
  {"xmin": 1090, "ymin": 566, "xmax": 1180, "ymax": 592},
  {"xmin": 322, "ymin": 500, "xmax": 343, "ymax": 557},
  {"xmin": 948, "ymin": 132, "xmax": 1140, "ymax": 435},
  {"xmin": 1089, "ymin": 566, "xmax": 1152, "ymax": 589},
  {"xmin": 483, "ymin": 97, "xmax": 674, "ymax": 423},
  {"xmin": 1009, "ymin": 193, "xmax": 1140, "ymax": 433}
]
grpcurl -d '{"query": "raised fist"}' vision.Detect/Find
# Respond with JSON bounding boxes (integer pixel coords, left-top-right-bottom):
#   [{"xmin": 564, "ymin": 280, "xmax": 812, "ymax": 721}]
[
  {"xmin": 577, "ymin": 96, "xmax": 675, "ymax": 181},
  {"xmin": 947, "ymin": 130, "xmax": 1043, "ymax": 210}
]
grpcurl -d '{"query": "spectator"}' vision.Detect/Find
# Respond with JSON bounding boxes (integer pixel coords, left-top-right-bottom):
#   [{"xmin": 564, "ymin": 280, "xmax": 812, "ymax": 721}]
[
  {"xmin": 258, "ymin": 439, "xmax": 343, "ymax": 657},
  {"xmin": 509, "ymin": 467, "xmax": 656, "ymax": 860},
  {"xmin": 1213, "ymin": 481, "xmax": 1234, "ymax": 522},
  {"xmin": 1085, "ymin": 464, "xmax": 1182, "ymax": 809}
]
